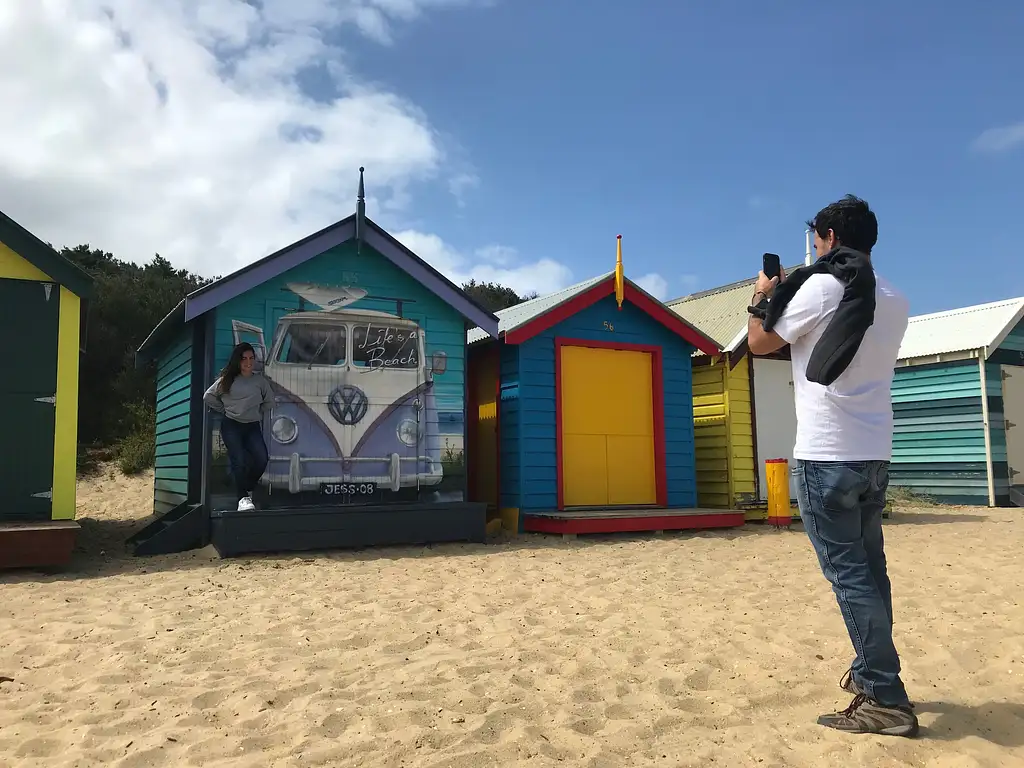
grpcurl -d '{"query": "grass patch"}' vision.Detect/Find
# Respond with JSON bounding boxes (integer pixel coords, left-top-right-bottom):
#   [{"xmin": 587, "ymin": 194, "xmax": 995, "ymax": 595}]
[
  {"xmin": 438, "ymin": 441, "xmax": 465, "ymax": 492},
  {"xmin": 886, "ymin": 485, "xmax": 938, "ymax": 507},
  {"xmin": 76, "ymin": 444, "xmax": 117, "ymax": 477},
  {"xmin": 114, "ymin": 401, "xmax": 156, "ymax": 476}
]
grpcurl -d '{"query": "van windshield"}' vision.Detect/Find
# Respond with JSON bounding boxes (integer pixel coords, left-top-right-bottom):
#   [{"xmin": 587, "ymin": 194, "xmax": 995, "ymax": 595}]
[
  {"xmin": 277, "ymin": 324, "xmax": 347, "ymax": 365},
  {"xmin": 352, "ymin": 322, "xmax": 420, "ymax": 370}
]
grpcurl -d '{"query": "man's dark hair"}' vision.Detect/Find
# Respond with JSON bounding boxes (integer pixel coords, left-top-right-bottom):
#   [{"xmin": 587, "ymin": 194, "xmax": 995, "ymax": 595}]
[{"xmin": 806, "ymin": 194, "xmax": 878, "ymax": 254}]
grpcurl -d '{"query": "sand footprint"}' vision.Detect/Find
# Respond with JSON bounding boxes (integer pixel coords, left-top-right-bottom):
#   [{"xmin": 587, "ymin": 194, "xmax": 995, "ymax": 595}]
[
  {"xmin": 315, "ymin": 710, "xmax": 355, "ymax": 738},
  {"xmin": 191, "ymin": 688, "xmax": 231, "ymax": 710},
  {"xmin": 684, "ymin": 669, "xmax": 711, "ymax": 691},
  {"xmin": 570, "ymin": 716, "xmax": 605, "ymax": 736}
]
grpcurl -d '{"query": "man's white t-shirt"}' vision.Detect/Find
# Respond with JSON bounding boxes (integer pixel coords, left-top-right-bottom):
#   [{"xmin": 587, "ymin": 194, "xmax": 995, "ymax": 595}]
[{"xmin": 771, "ymin": 271, "xmax": 910, "ymax": 462}]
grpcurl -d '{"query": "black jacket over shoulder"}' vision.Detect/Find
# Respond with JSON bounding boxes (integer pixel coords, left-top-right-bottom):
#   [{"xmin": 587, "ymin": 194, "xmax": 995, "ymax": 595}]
[{"xmin": 750, "ymin": 246, "xmax": 876, "ymax": 386}]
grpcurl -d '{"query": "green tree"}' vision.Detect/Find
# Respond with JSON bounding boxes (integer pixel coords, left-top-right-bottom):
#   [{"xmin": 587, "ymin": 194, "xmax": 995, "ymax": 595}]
[
  {"xmin": 60, "ymin": 245, "xmax": 213, "ymax": 447},
  {"xmin": 462, "ymin": 279, "xmax": 536, "ymax": 313}
]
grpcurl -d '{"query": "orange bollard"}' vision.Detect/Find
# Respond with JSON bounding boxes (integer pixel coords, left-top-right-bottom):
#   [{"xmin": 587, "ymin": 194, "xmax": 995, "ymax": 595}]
[{"xmin": 765, "ymin": 458, "xmax": 791, "ymax": 528}]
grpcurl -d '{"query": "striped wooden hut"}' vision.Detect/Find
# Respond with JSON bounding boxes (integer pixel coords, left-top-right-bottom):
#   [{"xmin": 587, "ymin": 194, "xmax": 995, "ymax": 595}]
[
  {"xmin": 892, "ymin": 296, "xmax": 1024, "ymax": 507},
  {"xmin": 0, "ymin": 211, "xmax": 94, "ymax": 568}
]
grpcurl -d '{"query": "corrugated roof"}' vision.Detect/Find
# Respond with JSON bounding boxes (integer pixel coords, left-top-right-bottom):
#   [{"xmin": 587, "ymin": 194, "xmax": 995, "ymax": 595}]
[
  {"xmin": 898, "ymin": 296, "xmax": 1024, "ymax": 362},
  {"xmin": 467, "ymin": 272, "xmax": 612, "ymax": 344},
  {"xmin": 667, "ymin": 265, "xmax": 803, "ymax": 353}
]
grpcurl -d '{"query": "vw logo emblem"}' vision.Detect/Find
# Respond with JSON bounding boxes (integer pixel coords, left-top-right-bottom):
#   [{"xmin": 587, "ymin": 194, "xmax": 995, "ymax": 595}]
[{"xmin": 328, "ymin": 384, "xmax": 368, "ymax": 425}]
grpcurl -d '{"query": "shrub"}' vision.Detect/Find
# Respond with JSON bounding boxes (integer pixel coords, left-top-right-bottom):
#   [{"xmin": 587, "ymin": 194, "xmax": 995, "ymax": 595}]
[{"xmin": 114, "ymin": 401, "xmax": 156, "ymax": 475}]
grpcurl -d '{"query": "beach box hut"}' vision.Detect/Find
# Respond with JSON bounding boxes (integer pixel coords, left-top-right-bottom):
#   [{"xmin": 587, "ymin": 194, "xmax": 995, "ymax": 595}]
[
  {"xmin": 0, "ymin": 210, "xmax": 93, "ymax": 568},
  {"xmin": 131, "ymin": 173, "xmax": 500, "ymax": 557},
  {"xmin": 892, "ymin": 296, "xmax": 1024, "ymax": 507},
  {"xmin": 464, "ymin": 265, "xmax": 746, "ymax": 536},
  {"xmin": 667, "ymin": 270, "xmax": 804, "ymax": 520}
]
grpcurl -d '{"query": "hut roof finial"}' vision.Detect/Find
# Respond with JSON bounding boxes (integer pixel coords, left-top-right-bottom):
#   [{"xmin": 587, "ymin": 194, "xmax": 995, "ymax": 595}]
[{"xmin": 355, "ymin": 166, "xmax": 366, "ymax": 255}]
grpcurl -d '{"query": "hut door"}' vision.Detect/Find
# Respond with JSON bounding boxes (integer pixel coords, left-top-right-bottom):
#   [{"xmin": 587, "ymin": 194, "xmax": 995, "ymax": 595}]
[
  {"xmin": 559, "ymin": 344, "xmax": 657, "ymax": 507},
  {"xmin": 0, "ymin": 278, "xmax": 60, "ymax": 521},
  {"xmin": 1003, "ymin": 366, "xmax": 1024, "ymax": 493},
  {"xmin": 752, "ymin": 358, "xmax": 798, "ymax": 501}
]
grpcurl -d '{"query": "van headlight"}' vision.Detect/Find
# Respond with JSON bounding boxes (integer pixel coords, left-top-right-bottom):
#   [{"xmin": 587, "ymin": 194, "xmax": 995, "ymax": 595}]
[
  {"xmin": 397, "ymin": 418, "xmax": 419, "ymax": 446},
  {"xmin": 271, "ymin": 415, "xmax": 298, "ymax": 444}
]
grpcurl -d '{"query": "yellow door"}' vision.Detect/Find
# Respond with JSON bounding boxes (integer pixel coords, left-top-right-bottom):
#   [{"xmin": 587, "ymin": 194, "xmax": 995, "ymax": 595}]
[{"xmin": 560, "ymin": 345, "xmax": 657, "ymax": 507}]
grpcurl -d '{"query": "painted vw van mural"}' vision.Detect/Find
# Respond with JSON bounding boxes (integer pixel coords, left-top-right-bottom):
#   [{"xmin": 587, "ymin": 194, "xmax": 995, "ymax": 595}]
[{"xmin": 230, "ymin": 282, "xmax": 450, "ymax": 503}]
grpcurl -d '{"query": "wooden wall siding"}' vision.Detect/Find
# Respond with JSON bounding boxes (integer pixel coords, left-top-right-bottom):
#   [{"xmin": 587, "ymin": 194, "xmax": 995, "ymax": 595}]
[
  {"xmin": 726, "ymin": 355, "xmax": 757, "ymax": 503},
  {"xmin": 691, "ymin": 354, "xmax": 756, "ymax": 508},
  {"xmin": 890, "ymin": 360, "xmax": 1010, "ymax": 504},
  {"xmin": 995, "ymin": 320, "xmax": 1024, "ymax": 366},
  {"xmin": 514, "ymin": 295, "xmax": 697, "ymax": 512},
  {"xmin": 154, "ymin": 328, "xmax": 193, "ymax": 515},
  {"xmin": 499, "ymin": 343, "xmax": 521, "ymax": 510}
]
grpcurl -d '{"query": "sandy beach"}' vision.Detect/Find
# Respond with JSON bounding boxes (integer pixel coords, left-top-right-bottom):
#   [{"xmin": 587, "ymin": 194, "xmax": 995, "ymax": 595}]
[{"xmin": 1, "ymin": 466, "xmax": 1023, "ymax": 768}]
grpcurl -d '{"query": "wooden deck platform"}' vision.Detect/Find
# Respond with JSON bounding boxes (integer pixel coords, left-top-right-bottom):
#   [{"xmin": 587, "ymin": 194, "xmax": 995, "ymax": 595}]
[
  {"xmin": 0, "ymin": 520, "xmax": 80, "ymax": 569},
  {"xmin": 522, "ymin": 507, "xmax": 745, "ymax": 536}
]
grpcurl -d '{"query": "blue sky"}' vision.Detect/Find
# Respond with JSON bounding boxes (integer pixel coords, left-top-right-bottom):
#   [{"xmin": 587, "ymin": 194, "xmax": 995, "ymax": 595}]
[
  {"xmin": 338, "ymin": 1, "xmax": 1024, "ymax": 314},
  {"xmin": 3, "ymin": 1, "xmax": 1022, "ymax": 318}
]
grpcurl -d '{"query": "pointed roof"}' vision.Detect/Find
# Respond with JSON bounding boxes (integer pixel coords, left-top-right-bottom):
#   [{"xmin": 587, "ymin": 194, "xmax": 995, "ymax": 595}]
[
  {"xmin": 667, "ymin": 264, "xmax": 804, "ymax": 355},
  {"xmin": 137, "ymin": 214, "xmax": 500, "ymax": 363},
  {"xmin": 898, "ymin": 296, "xmax": 1024, "ymax": 364},
  {"xmin": 466, "ymin": 273, "xmax": 611, "ymax": 344},
  {"xmin": 0, "ymin": 209, "xmax": 94, "ymax": 298},
  {"xmin": 468, "ymin": 272, "xmax": 721, "ymax": 356}
]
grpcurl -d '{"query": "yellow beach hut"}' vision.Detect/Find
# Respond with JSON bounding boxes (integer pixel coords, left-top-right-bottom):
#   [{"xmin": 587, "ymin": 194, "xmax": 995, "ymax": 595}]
[
  {"xmin": 0, "ymin": 210, "xmax": 93, "ymax": 568},
  {"xmin": 667, "ymin": 270, "xmax": 802, "ymax": 520}
]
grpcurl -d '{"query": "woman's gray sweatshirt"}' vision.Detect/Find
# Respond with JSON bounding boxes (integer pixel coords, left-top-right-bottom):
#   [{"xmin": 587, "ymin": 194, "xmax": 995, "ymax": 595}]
[{"xmin": 203, "ymin": 374, "xmax": 274, "ymax": 423}]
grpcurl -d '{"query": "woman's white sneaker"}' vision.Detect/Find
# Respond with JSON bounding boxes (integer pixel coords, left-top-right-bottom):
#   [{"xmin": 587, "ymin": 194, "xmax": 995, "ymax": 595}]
[{"xmin": 237, "ymin": 495, "xmax": 255, "ymax": 511}]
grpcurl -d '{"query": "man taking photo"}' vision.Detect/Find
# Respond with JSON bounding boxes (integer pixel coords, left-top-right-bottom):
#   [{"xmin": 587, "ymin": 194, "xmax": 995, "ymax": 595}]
[{"xmin": 747, "ymin": 194, "xmax": 916, "ymax": 737}]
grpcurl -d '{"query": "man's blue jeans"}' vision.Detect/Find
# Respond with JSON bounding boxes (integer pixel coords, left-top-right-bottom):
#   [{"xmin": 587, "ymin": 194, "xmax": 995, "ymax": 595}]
[{"xmin": 794, "ymin": 459, "xmax": 910, "ymax": 708}]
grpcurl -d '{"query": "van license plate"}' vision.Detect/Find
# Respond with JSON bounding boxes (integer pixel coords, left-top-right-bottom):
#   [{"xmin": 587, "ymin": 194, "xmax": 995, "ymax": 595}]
[{"xmin": 320, "ymin": 482, "xmax": 378, "ymax": 496}]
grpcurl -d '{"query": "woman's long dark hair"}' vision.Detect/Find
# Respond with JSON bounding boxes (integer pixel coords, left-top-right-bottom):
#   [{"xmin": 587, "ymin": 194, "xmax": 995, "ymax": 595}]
[{"xmin": 219, "ymin": 342, "xmax": 255, "ymax": 395}]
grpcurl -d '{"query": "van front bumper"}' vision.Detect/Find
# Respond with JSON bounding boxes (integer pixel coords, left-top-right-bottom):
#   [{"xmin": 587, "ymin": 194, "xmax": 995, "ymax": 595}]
[{"xmin": 261, "ymin": 453, "xmax": 444, "ymax": 494}]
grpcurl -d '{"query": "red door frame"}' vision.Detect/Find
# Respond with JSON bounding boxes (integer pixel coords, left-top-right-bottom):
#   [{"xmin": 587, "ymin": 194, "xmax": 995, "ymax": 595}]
[{"xmin": 554, "ymin": 337, "xmax": 668, "ymax": 510}]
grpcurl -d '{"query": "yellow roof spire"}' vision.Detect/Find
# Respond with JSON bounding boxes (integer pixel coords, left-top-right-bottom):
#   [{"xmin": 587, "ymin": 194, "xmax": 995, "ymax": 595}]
[{"xmin": 614, "ymin": 234, "xmax": 624, "ymax": 310}]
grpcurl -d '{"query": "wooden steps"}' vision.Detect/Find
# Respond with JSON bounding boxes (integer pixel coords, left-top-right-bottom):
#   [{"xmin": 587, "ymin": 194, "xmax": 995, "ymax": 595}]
[{"xmin": 522, "ymin": 507, "xmax": 745, "ymax": 536}]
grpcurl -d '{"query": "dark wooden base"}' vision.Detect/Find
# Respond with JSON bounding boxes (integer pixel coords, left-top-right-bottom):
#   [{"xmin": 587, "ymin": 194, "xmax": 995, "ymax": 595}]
[
  {"xmin": 523, "ymin": 507, "xmax": 746, "ymax": 535},
  {"xmin": 210, "ymin": 501, "xmax": 488, "ymax": 557},
  {"xmin": 0, "ymin": 520, "xmax": 80, "ymax": 569}
]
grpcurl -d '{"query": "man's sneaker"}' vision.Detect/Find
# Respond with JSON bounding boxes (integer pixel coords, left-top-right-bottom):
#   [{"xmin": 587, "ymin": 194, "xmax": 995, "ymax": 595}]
[
  {"xmin": 818, "ymin": 694, "xmax": 919, "ymax": 737},
  {"xmin": 237, "ymin": 495, "xmax": 255, "ymax": 512},
  {"xmin": 840, "ymin": 667, "xmax": 915, "ymax": 710}
]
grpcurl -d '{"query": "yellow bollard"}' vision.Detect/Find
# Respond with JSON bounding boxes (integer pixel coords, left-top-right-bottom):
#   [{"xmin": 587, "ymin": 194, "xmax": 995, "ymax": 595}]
[{"xmin": 765, "ymin": 458, "xmax": 791, "ymax": 528}]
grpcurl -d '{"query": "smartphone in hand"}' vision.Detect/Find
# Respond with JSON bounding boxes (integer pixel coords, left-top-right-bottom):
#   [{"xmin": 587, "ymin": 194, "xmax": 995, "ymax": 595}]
[{"xmin": 762, "ymin": 252, "xmax": 781, "ymax": 280}]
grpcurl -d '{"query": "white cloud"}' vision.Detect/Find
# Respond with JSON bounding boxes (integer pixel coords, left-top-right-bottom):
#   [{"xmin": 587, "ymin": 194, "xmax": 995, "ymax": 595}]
[
  {"xmin": 474, "ymin": 244, "xmax": 516, "ymax": 265},
  {"xmin": 678, "ymin": 273, "xmax": 699, "ymax": 292},
  {"xmin": 391, "ymin": 230, "xmax": 574, "ymax": 296},
  {"xmin": 634, "ymin": 272, "xmax": 669, "ymax": 301},
  {"xmin": 0, "ymin": 0, "xmax": 532, "ymax": 285},
  {"xmin": 970, "ymin": 121, "xmax": 1024, "ymax": 154},
  {"xmin": 447, "ymin": 172, "xmax": 479, "ymax": 208}
]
